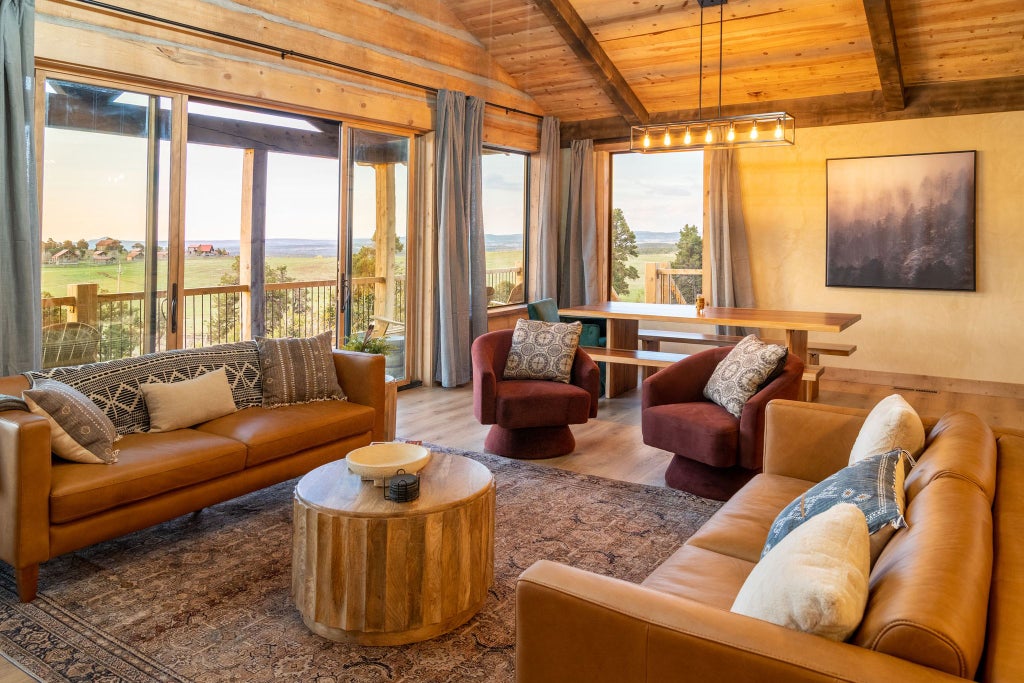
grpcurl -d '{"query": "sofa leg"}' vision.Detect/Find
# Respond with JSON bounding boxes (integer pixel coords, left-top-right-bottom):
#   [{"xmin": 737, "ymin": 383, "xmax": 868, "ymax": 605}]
[{"xmin": 16, "ymin": 564, "xmax": 38, "ymax": 602}]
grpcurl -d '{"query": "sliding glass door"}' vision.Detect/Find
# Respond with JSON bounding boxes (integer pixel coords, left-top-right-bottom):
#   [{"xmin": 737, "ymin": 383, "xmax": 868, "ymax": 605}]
[
  {"xmin": 39, "ymin": 78, "xmax": 171, "ymax": 365},
  {"xmin": 346, "ymin": 127, "xmax": 411, "ymax": 381}
]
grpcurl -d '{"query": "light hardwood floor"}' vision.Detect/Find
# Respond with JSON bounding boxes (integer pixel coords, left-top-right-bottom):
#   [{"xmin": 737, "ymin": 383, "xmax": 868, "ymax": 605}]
[
  {"xmin": 398, "ymin": 377, "xmax": 1024, "ymax": 486},
  {"xmin": 1, "ymin": 376, "xmax": 1020, "ymax": 680}
]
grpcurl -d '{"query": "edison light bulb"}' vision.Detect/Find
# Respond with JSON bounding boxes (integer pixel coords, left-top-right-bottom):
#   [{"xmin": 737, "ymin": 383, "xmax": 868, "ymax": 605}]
[
  {"xmin": 726, "ymin": 123, "xmax": 736, "ymax": 142},
  {"xmin": 642, "ymin": 131, "xmax": 651, "ymax": 148},
  {"xmin": 663, "ymin": 129, "xmax": 671, "ymax": 146},
  {"xmin": 683, "ymin": 126, "xmax": 692, "ymax": 145},
  {"xmin": 704, "ymin": 126, "xmax": 713, "ymax": 144},
  {"xmin": 750, "ymin": 122, "xmax": 759, "ymax": 140},
  {"xmin": 774, "ymin": 118, "xmax": 784, "ymax": 139}
]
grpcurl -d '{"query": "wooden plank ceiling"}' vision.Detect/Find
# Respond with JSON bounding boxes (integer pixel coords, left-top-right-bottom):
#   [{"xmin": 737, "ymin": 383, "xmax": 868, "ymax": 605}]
[{"xmin": 441, "ymin": 0, "xmax": 1024, "ymax": 140}]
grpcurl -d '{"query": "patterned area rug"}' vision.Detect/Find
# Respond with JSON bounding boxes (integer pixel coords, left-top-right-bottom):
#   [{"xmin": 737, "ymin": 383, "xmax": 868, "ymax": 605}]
[{"xmin": 0, "ymin": 444, "xmax": 721, "ymax": 682}]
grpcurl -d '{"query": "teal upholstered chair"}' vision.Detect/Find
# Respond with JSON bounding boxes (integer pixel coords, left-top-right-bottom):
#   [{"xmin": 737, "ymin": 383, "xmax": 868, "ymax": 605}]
[{"xmin": 527, "ymin": 298, "xmax": 606, "ymax": 393}]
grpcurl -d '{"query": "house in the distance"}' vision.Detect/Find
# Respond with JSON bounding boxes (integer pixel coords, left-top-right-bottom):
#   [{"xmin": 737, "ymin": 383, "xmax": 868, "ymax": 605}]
[
  {"xmin": 125, "ymin": 248, "xmax": 144, "ymax": 261},
  {"xmin": 48, "ymin": 248, "xmax": 78, "ymax": 265},
  {"xmin": 94, "ymin": 237, "xmax": 118, "ymax": 251},
  {"xmin": 91, "ymin": 250, "xmax": 114, "ymax": 263},
  {"xmin": 187, "ymin": 244, "xmax": 215, "ymax": 256}
]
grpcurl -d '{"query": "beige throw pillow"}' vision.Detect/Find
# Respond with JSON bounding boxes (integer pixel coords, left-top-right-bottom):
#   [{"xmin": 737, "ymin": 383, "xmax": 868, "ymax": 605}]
[
  {"xmin": 849, "ymin": 393, "xmax": 925, "ymax": 464},
  {"xmin": 141, "ymin": 368, "xmax": 238, "ymax": 432},
  {"xmin": 23, "ymin": 379, "xmax": 120, "ymax": 464},
  {"xmin": 503, "ymin": 319, "xmax": 582, "ymax": 383},
  {"xmin": 732, "ymin": 503, "xmax": 870, "ymax": 641}
]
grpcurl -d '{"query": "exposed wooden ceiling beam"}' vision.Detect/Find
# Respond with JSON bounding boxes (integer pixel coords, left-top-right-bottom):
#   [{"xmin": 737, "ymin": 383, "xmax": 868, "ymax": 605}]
[
  {"xmin": 532, "ymin": 0, "xmax": 649, "ymax": 126},
  {"xmin": 560, "ymin": 75, "xmax": 1024, "ymax": 142},
  {"xmin": 862, "ymin": 0, "xmax": 906, "ymax": 111}
]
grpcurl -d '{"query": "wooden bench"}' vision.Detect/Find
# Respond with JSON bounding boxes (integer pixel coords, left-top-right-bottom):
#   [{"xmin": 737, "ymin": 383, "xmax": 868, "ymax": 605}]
[
  {"xmin": 636, "ymin": 330, "xmax": 853, "ymax": 401},
  {"xmin": 580, "ymin": 346, "xmax": 687, "ymax": 369},
  {"xmin": 637, "ymin": 329, "xmax": 857, "ymax": 362}
]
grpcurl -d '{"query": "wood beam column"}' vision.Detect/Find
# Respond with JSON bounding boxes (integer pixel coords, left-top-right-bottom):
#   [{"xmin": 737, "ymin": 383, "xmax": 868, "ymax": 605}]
[
  {"xmin": 862, "ymin": 0, "xmax": 906, "ymax": 111},
  {"xmin": 372, "ymin": 162, "xmax": 397, "ymax": 327},
  {"xmin": 241, "ymin": 149, "xmax": 268, "ymax": 339},
  {"xmin": 533, "ymin": 0, "xmax": 648, "ymax": 126}
]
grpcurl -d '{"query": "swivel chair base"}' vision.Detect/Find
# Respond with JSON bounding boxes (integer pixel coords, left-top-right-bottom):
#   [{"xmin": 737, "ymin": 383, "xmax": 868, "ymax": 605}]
[
  {"xmin": 665, "ymin": 454, "xmax": 759, "ymax": 501},
  {"xmin": 484, "ymin": 424, "xmax": 576, "ymax": 460}
]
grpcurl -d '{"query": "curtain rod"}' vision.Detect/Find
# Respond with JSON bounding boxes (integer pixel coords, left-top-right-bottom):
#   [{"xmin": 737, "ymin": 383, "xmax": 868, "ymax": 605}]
[{"xmin": 71, "ymin": 0, "xmax": 545, "ymax": 121}]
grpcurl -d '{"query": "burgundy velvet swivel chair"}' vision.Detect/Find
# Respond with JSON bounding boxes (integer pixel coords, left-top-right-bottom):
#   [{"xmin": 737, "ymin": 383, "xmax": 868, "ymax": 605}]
[
  {"xmin": 472, "ymin": 329, "xmax": 600, "ymax": 459},
  {"xmin": 641, "ymin": 346, "xmax": 804, "ymax": 500}
]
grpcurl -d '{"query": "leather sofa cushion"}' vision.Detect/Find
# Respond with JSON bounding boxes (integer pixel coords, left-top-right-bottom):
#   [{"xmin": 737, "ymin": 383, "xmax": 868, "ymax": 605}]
[
  {"xmin": 642, "ymin": 402, "xmax": 739, "ymax": 467},
  {"xmin": 984, "ymin": 434, "xmax": 1024, "ymax": 683},
  {"xmin": 852, "ymin": 476, "xmax": 992, "ymax": 678},
  {"xmin": 492, "ymin": 380, "xmax": 591, "ymax": 429},
  {"xmin": 196, "ymin": 400, "xmax": 375, "ymax": 467},
  {"xmin": 686, "ymin": 473, "xmax": 813, "ymax": 563},
  {"xmin": 906, "ymin": 410, "xmax": 997, "ymax": 503},
  {"xmin": 50, "ymin": 430, "xmax": 247, "ymax": 524},
  {"xmin": 642, "ymin": 544, "xmax": 755, "ymax": 610}
]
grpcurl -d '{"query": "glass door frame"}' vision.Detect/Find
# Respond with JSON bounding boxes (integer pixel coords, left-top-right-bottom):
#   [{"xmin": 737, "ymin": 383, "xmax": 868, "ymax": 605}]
[
  {"xmin": 34, "ymin": 68, "xmax": 187, "ymax": 355},
  {"xmin": 340, "ymin": 120, "xmax": 417, "ymax": 386}
]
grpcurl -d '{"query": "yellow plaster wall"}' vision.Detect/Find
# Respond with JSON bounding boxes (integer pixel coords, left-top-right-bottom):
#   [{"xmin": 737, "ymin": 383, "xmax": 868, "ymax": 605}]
[{"xmin": 737, "ymin": 111, "xmax": 1024, "ymax": 384}]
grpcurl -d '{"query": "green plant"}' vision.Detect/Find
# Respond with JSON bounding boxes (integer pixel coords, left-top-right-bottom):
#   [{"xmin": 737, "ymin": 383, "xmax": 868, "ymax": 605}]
[{"xmin": 342, "ymin": 335, "xmax": 394, "ymax": 355}]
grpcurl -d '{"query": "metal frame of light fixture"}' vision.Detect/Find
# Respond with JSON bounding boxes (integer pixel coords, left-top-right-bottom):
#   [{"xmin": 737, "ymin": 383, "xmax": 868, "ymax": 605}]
[{"xmin": 630, "ymin": 0, "xmax": 795, "ymax": 153}]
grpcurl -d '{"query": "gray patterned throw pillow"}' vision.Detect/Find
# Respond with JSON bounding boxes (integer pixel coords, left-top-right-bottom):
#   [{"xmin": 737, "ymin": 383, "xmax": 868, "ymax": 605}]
[
  {"xmin": 257, "ymin": 330, "xmax": 346, "ymax": 407},
  {"xmin": 23, "ymin": 379, "xmax": 120, "ymax": 464},
  {"xmin": 703, "ymin": 335, "xmax": 788, "ymax": 418},
  {"xmin": 762, "ymin": 449, "xmax": 911, "ymax": 560},
  {"xmin": 503, "ymin": 319, "xmax": 582, "ymax": 383}
]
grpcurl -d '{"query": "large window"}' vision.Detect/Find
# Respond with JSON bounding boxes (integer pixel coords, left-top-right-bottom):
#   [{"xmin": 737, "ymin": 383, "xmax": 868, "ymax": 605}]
[
  {"xmin": 39, "ymin": 74, "xmax": 418, "ymax": 382},
  {"xmin": 610, "ymin": 151, "xmax": 704, "ymax": 303},
  {"xmin": 40, "ymin": 79, "xmax": 171, "ymax": 366},
  {"xmin": 481, "ymin": 149, "xmax": 527, "ymax": 307}
]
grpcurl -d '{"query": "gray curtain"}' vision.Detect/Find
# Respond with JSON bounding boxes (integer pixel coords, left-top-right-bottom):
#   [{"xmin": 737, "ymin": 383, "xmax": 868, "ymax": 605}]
[
  {"xmin": 0, "ymin": 0, "xmax": 41, "ymax": 375},
  {"xmin": 559, "ymin": 139, "xmax": 598, "ymax": 307},
  {"xmin": 433, "ymin": 90, "xmax": 485, "ymax": 387},
  {"xmin": 706, "ymin": 149, "xmax": 756, "ymax": 336},
  {"xmin": 529, "ymin": 116, "xmax": 559, "ymax": 301}
]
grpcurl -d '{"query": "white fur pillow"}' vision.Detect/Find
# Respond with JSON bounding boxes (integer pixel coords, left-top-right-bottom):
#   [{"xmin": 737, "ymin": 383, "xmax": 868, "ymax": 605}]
[
  {"xmin": 849, "ymin": 393, "xmax": 925, "ymax": 464},
  {"xmin": 141, "ymin": 368, "xmax": 238, "ymax": 432},
  {"xmin": 732, "ymin": 503, "xmax": 870, "ymax": 641}
]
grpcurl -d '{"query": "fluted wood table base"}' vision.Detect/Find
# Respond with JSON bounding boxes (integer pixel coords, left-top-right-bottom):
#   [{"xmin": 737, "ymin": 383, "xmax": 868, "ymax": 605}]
[{"xmin": 292, "ymin": 452, "xmax": 495, "ymax": 645}]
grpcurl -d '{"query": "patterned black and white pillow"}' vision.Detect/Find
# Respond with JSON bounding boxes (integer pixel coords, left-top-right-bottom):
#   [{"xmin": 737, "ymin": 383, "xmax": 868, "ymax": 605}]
[
  {"xmin": 257, "ymin": 330, "xmax": 346, "ymax": 407},
  {"xmin": 502, "ymin": 319, "xmax": 582, "ymax": 384},
  {"xmin": 23, "ymin": 379, "xmax": 120, "ymax": 464},
  {"xmin": 26, "ymin": 341, "xmax": 263, "ymax": 434},
  {"xmin": 703, "ymin": 335, "xmax": 788, "ymax": 418}
]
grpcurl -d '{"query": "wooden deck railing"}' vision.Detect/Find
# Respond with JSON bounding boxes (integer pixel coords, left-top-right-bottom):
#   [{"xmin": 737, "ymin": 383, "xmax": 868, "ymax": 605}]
[
  {"xmin": 643, "ymin": 262, "xmax": 703, "ymax": 305},
  {"xmin": 41, "ymin": 276, "xmax": 407, "ymax": 361}
]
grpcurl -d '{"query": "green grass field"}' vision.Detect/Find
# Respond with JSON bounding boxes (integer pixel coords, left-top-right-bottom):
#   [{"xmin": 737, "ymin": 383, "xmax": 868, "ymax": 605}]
[{"xmin": 42, "ymin": 248, "xmax": 666, "ymax": 302}]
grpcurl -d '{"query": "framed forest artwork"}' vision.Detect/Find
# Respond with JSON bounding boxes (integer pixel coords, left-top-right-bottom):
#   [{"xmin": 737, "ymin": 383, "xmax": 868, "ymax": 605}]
[{"xmin": 826, "ymin": 150, "xmax": 976, "ymax": 291}]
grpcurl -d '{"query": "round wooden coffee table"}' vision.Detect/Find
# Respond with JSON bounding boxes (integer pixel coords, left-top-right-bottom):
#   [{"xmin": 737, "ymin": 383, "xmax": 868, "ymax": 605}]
[{"xmin": 292, "ymin": 450, "xmax": 495, "ymax": 645}]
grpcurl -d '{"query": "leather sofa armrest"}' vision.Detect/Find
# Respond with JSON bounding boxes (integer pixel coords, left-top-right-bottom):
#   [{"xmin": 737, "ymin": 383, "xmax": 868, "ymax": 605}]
[
  {"xmin": 516, "ymin": 560, "xmax": 967, "ymax": 683},
  {"xmin": 762, "ymin": 400, "xmax": 870, "ymax": 482},
  {"xmin": 0, "ymin": 411, "xmax": 53, "ymax": 573},
  {"xmin": 332, "ymin": 350, "xmax": 386, "ymax": 442}
]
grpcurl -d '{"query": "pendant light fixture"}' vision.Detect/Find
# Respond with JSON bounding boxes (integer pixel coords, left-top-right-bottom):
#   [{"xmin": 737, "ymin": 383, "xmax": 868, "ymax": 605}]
[{"xmin": 630, "ymin": 0, "xmax": 795, "ymax": 152}]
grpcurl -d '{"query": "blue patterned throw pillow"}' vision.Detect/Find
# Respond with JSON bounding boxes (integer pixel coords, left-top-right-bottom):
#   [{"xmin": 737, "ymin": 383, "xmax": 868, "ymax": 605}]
[{"xmin": 762, "ymin": 449, "xmax": 911, "ymax": 560}]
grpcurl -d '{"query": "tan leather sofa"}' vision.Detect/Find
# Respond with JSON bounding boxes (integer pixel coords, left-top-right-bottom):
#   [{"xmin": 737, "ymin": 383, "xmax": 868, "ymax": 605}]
[
  {"xmin": 0, "ymin": 349, "xmax": 385, "ymax": 603},
  {"xmin": 517, "ymin": 400, "xmax": 1024, "ymax": 682}
]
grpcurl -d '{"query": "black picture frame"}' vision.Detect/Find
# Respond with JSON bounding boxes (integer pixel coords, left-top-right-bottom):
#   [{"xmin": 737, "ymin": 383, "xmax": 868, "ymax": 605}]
[{"xmin": 825, "ymin": 150, "xmax": 976, "ymax": 291}]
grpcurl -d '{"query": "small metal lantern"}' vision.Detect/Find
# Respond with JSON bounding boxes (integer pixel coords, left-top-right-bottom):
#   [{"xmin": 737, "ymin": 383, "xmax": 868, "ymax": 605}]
[{"xmin": 385, "ymin": 468, "xmax": 420, "ymax": 502}]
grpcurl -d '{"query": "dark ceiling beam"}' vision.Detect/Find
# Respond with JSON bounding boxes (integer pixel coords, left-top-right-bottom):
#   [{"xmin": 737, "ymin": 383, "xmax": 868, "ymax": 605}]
[
  {"xmin": 532, "ymin": 0, "xmax": 649, "ymax": 125},
  {"xmin": 559, "ymin": 74, "xmax": 1024, "ymax": 143},
  {"xmin": 862, "ymin": 0, "xmax": 906, "ymax": 111}
]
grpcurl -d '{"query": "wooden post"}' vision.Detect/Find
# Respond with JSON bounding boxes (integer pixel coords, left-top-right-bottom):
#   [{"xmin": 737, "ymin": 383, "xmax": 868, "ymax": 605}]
[
  {"xmin": 372, "ymin": 163, "xmax": 397, "ymax": 325},
  {"xmin": 644, "ymin": 262, "xmax": 657, "ymax": 303},
  {"xmin": 66, "ymin": 283, "xmax": 99, "ymax": 325},
  {"xmin": 658, "ymin": 262, "xmax": 670, "ymax": 304},
  {"xmin": 241, "ymin": 149, "xmax": 268, "ymax": 339}
]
